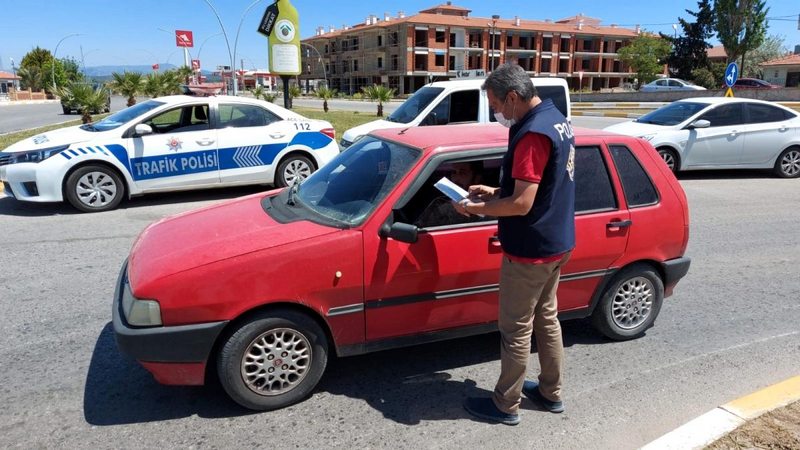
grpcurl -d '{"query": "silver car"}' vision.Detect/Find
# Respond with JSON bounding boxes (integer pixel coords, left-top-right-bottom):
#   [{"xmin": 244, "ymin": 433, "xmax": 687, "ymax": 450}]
[
  {"xmin": 604, "ymin": 97, "xmax": 800, "ymax": 178},
  {"xmin": 640, "ymin": 78, "xmax": 706, "ymax": 92}
]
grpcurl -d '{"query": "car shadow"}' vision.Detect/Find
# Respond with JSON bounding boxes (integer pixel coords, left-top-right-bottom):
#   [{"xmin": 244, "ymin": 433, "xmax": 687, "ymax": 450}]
[
  {"xmin": 84, "ymin": 319, "xmax": 609, "ymax": 426},
  {"xmin": 676, "ymin": 169, "xmax": 777, "ymax": 180},
  {"xmin": 0, "ymin": 185, "xmax": 271, "ymax": 217}
]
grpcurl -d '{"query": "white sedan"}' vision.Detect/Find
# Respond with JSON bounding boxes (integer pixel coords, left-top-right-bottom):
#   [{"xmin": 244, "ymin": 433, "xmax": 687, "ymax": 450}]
[
  {"xmin": 604, "ymin": 97, "xmax": 800, "ymax": 178},
  {"xmin": 0, "ymin": 95, "xmax": 340, "ymax": 212},
  {"xmin": 639, "ymin": 78, "xmax": 706, "ymax": 92}
]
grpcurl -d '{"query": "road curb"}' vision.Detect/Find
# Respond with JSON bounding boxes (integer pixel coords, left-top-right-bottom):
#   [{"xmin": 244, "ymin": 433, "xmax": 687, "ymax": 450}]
[
  {"xmin": 0, "ymin": 100, "xmax": 60, "ymax": 106},
  {"xmin": 641, "ymin": 375, "xmax": 800, "ymax": 449},
  {"xmin": 572, "ymin": 111, "xmax": 643, "ymax": 119}
]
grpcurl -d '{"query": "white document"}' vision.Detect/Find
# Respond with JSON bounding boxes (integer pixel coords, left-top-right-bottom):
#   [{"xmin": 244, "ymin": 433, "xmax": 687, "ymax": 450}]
[{"xmin": 434, "ymin": 177, "xmax": 468, "ymax": 202}]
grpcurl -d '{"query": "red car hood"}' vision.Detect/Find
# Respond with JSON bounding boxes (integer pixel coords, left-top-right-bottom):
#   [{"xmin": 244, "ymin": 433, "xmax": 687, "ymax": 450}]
[{"xmin": 128, "ymin": 192, "xmax": 338, "ymax": 289}]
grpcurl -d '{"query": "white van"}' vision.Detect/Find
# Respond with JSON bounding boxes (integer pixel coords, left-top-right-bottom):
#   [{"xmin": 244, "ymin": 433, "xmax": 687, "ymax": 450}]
[{"xmin": 340, "ymin": 77, "xmax": 571, "ymax": 147}]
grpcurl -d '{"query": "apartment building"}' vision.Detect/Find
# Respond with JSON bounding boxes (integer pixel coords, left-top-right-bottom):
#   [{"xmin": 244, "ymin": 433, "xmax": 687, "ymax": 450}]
[{"xmin": 301, "ymin": 2, "xmax": 640, "ymax": 95}]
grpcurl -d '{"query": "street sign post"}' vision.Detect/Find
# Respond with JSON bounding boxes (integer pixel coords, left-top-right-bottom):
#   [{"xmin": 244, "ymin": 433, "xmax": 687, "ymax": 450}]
[
  {"xmin": 259, "ymin": 0, "xmax": 301, "ymax": 108},
  {"xmin": 724, "ymin": 62, "xmax": 738, "ymax": 97},
  {"xmin": 175, "ymin": 30, "xmax": 194, "ymax": 48}
]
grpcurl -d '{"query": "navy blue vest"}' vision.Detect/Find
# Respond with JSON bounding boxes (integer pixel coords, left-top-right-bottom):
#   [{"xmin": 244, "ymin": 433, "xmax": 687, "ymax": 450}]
[{"xmin": 498, "ymin": 98, "xmax": 576, "ymax": 258}]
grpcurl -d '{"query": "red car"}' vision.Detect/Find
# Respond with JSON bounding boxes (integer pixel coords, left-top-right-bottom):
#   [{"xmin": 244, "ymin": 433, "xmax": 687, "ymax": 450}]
[
  {"xmin": 729, "ymin": 78, "xmax": 781, "ymax": 89},
  {"xmin": 113, "ymin": 124, "xmax": 691, "ymax": 411}
]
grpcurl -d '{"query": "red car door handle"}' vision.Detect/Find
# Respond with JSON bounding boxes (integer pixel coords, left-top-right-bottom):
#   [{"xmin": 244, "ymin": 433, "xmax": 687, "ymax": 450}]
[{"xmin": 607, "ymin": 220, "xmax": 632, "ymax": 228}]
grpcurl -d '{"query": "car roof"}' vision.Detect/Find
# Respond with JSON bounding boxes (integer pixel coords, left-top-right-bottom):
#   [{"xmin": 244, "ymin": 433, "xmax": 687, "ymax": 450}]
[
  {"xmin": 371, "ymin": 123, "xmax": 624, "ymax": 153},
  {"xmin": 427, "ymin": 77, "xmax": 568, "ymax": 89},
  {"xmin": 674, "ymin": 97, "xmax": 781, "ymax": 105},
  {"xmin": 152, "ymin": 95, "xmax": 268, "ymax": 106}
]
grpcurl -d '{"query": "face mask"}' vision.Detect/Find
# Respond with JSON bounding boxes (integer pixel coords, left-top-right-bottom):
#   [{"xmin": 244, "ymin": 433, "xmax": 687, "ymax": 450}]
[{"xmin": 494, "ymin": 95, "xmax": 516, "ymax": 128}]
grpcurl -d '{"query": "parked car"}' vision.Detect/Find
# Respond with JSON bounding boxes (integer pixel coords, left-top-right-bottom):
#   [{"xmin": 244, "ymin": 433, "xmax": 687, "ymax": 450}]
[
  {"xmin": 604, "ymin": 97, "xmax": 800, "ymax": 177},
  {"xmin": 0, "ymin": 95, "xmax": 339, "ymax": 212},
  {"xmin": 639, "ymin": 78, "xmax": 706, "ymax": 92},
  {"xmin": 340, "ymin": 77, "xmax": 570, "ymax": 148},
  {"xmin": 729, "ymin": 78, "xmax": 780, "ymax": 90},
  {"xmin": 113, "ymin": 123, "xmax": 691, "ymax": 411}
]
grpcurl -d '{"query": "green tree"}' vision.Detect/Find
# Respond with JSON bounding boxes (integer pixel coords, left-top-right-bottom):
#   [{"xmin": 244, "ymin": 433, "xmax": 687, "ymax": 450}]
[
  {"xmin": 315, "ymin": 86, "xmax": 337, "ymax": 113},
  {"xmin": 174, "ymin": 65, "xmax": 194, "ymax": 85},
  {"xmin": 17, "ymin": 65, "xmax": 44, "ymax": 91},
  {"xmin": 20, "ymin": 47, "xmax": 52, "ymax": 72},
  {"xmin": 252, "ymin": 85, "xmax": 264, "ymax": 101},
  {"xmin": 109, "ymin": 71, "xmax": 144, "ymax": 106},
  {"xmin": 70, "ymin": 83, "xmax": 110, "ymax": 124},
  {"xmin": 663, "ymin": 0, "xmax": 715, "ymax": 80},
  {"xmin": 742, "ymin": 34, "xmax": 787, "ymax": 78},
  {"xmin": 618, "ymin": 34, "xmax": 672, "ymax": 88},
  {"xmin": 714, "ymin": 0, "xmax": 769, "ymax": 73},
  {"xmin": 361, "ymin": 84, "xmax": 396, "ymax": 117}
]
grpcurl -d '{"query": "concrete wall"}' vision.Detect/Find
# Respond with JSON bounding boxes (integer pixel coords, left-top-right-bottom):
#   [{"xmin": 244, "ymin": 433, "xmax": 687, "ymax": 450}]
[{"xmin": 574, "ymin": 88, "xmax": 800, "ymax": 103}]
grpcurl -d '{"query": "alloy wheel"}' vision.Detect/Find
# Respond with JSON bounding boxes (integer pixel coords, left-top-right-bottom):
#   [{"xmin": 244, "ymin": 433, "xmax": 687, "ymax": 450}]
[
  {"xmin": 241, "ymin": 328, "xmax": 312, "ymax": 396},
  {"xmin": 611, "ymin": 276, "xmax": 654, "ymax": 330}
]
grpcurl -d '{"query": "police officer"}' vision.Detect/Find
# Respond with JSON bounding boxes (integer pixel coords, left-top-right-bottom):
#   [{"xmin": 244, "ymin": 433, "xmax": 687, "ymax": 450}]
[{"xmin": 455, "ymin": 63, "xmax": 576, "ymax": 425}]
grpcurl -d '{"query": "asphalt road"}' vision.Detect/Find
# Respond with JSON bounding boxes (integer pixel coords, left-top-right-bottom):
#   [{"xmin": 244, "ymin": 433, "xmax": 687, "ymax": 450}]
[
  {"xmin": 0, "ymin": 96, "xmax": 134, "ymax": 135},
  {"xmin": 0, "ymin": 116, "xmax": 798, "ymax": 449}
]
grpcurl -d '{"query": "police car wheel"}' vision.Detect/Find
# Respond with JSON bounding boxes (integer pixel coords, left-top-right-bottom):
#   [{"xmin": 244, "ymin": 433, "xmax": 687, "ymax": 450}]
[
  {"xmin": 64, "ymin": 165, "xmax": 125, "ymax": 213},
  {"xmin": 275, "ymin": 155, "xmax": 314, "ymax": 188},
  {"xmin": 217, "ymin": 310, "xmax": 328, "ymax": 411},
  {"xmin": 591, "ymin": 264, "xmax": 664, "ymax": 341}
]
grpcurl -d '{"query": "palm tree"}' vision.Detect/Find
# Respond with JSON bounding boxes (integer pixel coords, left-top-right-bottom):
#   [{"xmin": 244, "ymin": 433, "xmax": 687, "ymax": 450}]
[
  {"xmin": 362, "ymin": 84, "xmax": 396, "ymax": 117},
  {"xmin": 315, "ymin": 86, "xmax": 337, "ymax": 113},
  {"xmin": 109, "ymin": 71, "xmax": 143, "ymax": 107},
  {"xmin": 175, "ymin": 66, "xmax": 194, "ymax": 85},
  {"xmin": 70, "ymin": 83, "xmax": 110, "ymax": 124},
  {"xmin": 17, "ymin": 66, "xmax": 44, "ymax": 92},
  {"xmin": 252, "ymin": 85, "xmax": 264, "ymax": 101},
  {"xmin": 287, "ymin": 85, "xmax": 302, "ymax": 109},
  {"xmin": 160, "ymin": 70, "xmax": 182, "ymax": 95}
]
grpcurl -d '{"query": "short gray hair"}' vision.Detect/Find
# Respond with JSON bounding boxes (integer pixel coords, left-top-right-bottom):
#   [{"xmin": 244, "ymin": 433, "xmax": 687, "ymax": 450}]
[{"xmin": 481, "ymin": 63, "xmax": 537, "ymax": 101}]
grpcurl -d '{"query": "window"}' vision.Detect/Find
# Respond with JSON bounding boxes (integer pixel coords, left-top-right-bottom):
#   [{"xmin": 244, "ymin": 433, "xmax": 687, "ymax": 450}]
[
  {"xmin": 581, "ymin": 59, "xmax": 590, "ymax": 70},
  {"xmin": 560, "ymin": 38, "xmax": 570, "ymax": 52},
  {"xmin": 699, "ymin": 103, "xmax": 745, "ymax": 127},
  {"xmin": 377, "ymin": 35, "xmax": 383, "ymax": 47},
  {"xmin": 218, "ymin": 104, "xmax": 279, "ymax": 128},
  {"xmin": 435, "ymin": 54, "xmax": 445, "ymax": 67},
  {"xmin": 435, "ymin": 30, "xmax": 445, "ymax": 43},
  {"xmin": 398, "ymin": 158, "xmax": 501, "ymax": 228},
  {"xmin": 559, "ymin": 59, "xmax": 569, "ymax": 73},
  {"xmin": 668, "ymin": 80, "xmax": 683, "ymax": 87},
  {"xmin": 449, "ymin": 56, "xmax": 456, "ymax": 70},
  {"xmin": 540, "ymin": 58, "xmax": 551, "ymax": 73},
  {"xmin": 424, "ymin": 90, "xmax": 479, "ymax": 125},
  {"xmin": 378, "ymin": 57, "xmax": 383, "ymax": 69},
  {"xmin": 353, "ymin": 59, "xmax": 359, "ymax": 71},
  {"xmin": 582, "ymin": 39, "xmax": 593, "ymax": 51},
  {"xmin": 414, "ymin": 54, "xmax": 428, "ymax": 71},
  {"xmin": 506, "ymin": 34, "xmax": 513, "ymax": 47},
  {"xmin": 296, "ymin": 137, "xmax": 421, "ymax": 225},
  {"xmin": 542, "ymin": 37, "xmax": 553, "ymax": 51},
  {"xmin": 746, "ymin": 103, "xmax": 793, "ymax": 123},
  {"xmin": 391, "ymin": 54, "xmax": 399, "ymax": 70},
  {"xmin": 609, "ymin": 145, "xmax": 658, "ymax": 207},
  {"xmin": 144, "ymin": 105, "xmax": 209, "ymax": 133},
  {"xmin": 574, "ymin": 146, "xmax": 617, "ymax": 213},
  {"xmin": 415, "ymin": 29, "xmax": 428, "ymax": 47}
]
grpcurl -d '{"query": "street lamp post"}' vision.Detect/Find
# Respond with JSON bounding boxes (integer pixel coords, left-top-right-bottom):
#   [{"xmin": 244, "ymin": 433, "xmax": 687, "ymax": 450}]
[
  {"xmin": 52, "ymin": 33, "xmax": 82, "ymax": 91},
  {"xmin": 10, "ymin": 58, "xmax": 17, "ymax": 90},
  {"xmin": 300, "ymin": 42, "xmax": 327, "ymax": 90},
  {"xmin": 232, "ymin": 0, "xmax": 266, "ymax": 96},
  {"xmin": 489, "ymin": 14, "xmax": 500, "ymax": 72}
]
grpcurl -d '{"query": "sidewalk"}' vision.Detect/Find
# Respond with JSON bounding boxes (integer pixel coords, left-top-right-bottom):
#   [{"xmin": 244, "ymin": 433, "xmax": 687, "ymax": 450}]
[
  {"xmin": 642, "ymin": 375, "xmax": 800, "ymax": 449},
  {"xmin": 0, "ymin": 99, "xmax": 59, "ymax": 106}
]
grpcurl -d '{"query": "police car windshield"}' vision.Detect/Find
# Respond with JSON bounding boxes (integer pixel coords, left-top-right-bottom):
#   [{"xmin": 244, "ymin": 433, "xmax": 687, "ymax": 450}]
[
  {"xmin": 387, "ymin": 87, "xmax": 443, "ymax": 124},
  {"xmin": 84, "ymin": 100, "xmax": 166, "ymax": 132},
  {"xmin": 296, "ymin": 136, "xmax": 421, "ymax": 226}
]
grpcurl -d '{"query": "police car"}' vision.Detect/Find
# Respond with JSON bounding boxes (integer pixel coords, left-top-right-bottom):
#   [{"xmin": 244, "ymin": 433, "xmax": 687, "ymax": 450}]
[{"xmin": 0, "ymin": 95, "xmax": 339, "ymax": 212}]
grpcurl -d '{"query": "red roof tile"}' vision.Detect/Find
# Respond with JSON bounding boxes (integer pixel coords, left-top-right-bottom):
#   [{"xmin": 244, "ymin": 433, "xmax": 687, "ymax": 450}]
[
  {"xmin": 760, "ymin": 54, "xmax": 800, "ymax": 67},
  {"xmin": 0, "ymin": 71, "xmax": 20, "ymax": 80}
]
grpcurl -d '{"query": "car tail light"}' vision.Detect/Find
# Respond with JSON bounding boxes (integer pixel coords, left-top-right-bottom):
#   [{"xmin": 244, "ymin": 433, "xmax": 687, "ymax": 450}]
[{"xmin": 321, "ymin": 128, "xmax": 335, "ymax": 140}]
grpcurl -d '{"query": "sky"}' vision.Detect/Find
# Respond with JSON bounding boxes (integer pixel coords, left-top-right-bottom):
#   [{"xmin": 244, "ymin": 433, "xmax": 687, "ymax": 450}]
[{"xmin": 0, "ymin": 0, "xmax": 797, "ymax": 72}]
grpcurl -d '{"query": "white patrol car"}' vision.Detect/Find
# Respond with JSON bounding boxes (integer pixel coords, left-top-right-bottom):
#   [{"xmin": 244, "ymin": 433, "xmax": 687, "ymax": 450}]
[{"xmin": 0, "ymin": 95, "xmax": 340, "ymax": 212}]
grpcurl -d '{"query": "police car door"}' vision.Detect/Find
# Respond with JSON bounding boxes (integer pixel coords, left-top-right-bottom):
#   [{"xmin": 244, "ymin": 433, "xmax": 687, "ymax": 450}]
[
  {"xmin": 125, "ymin": 103, "xmax": 219, "ymax": 190},
  {"xmin": 215, "ymin": 102, "xmax": 289, "ymax": 183}
]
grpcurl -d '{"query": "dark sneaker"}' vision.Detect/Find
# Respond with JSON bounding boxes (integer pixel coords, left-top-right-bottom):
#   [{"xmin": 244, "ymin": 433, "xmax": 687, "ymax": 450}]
[
  {"xmin": 522, "ymin": 381, "xmax": 564, "ymax": 413},
  {"xmin": 463, "ymin": 397, "xmax": 520, "ymax": 425}
]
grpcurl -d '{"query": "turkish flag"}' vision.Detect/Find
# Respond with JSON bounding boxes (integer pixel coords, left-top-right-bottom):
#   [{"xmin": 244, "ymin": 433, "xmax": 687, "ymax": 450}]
[
  {"xmin": 191, "ymin": 59, "xmax": 200, "ymax": 70},
  {"xmin": 152, "ymin": 63, "xmax": 159, "ymax": 71}
]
